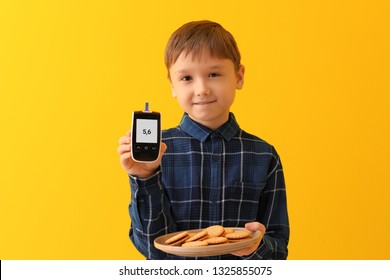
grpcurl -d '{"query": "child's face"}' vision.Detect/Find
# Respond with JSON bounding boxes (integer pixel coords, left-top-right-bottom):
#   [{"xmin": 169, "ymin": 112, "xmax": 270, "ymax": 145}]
[{"xmin": 169, "ymin": 51, "xmax": 244, "ymax": 130}]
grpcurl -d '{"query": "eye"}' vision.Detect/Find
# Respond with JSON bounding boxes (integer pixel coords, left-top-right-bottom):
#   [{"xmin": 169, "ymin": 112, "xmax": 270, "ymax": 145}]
[
  {"xmin": 208, "ymin": 72, "xmax": 220, "ymax": 78},
  {"xmin": 180, "ymin": 75, "xmax": 192, "ymax": 81}
]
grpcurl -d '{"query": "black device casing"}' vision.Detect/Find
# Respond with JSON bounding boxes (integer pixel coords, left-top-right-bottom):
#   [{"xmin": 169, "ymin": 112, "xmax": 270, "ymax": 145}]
[{"xmin": 131, "ymin": 111, "xmax": 161, "ymax": 162}]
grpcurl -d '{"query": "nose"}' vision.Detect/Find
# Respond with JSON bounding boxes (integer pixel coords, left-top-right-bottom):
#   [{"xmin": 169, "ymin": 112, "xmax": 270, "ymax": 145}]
[{"xmin": 194, "ymin": 79, "xmax": 210, "ymax": 96}]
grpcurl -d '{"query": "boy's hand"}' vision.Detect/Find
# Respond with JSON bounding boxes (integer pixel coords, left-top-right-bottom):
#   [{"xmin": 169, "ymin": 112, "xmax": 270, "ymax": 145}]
[
  {"xmin": 230, "ymin": 222, "xmax": 266, "ymax": 257},
  {"xmin": 117, "ymin": 131, "xmax": 167, "ymax": 179}
]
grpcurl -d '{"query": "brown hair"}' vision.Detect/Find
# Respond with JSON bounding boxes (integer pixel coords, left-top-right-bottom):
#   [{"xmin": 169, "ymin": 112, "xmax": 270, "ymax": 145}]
[{"xmin": 164, "ymin": 20, "xmax": 241, "ymax": 76}]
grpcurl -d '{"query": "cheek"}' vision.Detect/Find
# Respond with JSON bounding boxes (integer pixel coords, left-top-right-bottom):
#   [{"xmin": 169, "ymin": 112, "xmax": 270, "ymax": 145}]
[
  {"xmin": 219, "ymin": 84, "xmax": 237, "ymax": 103},
  {"xmin": 174, "ymin": 91, "xmax": 192, "ymax": 106},
  {"xmin": 181, "ymin": 96, "xmax": 193, "ymax": 106},
  {"xmin": 225, "ymin": 94, "xmax": 236, "ymax": 107}
]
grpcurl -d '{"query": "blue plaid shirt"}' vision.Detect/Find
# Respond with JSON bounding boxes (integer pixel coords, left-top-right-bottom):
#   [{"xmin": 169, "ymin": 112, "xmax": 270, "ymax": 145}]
[{"xmin": 129, "ymin": 113, "xmax": 289, "ymax": 260}]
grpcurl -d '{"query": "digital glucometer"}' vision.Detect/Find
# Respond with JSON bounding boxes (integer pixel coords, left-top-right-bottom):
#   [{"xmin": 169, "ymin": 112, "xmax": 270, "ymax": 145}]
[{"xmin": 131, "ymin": 103, "xmax": 161, "ymax": 162}]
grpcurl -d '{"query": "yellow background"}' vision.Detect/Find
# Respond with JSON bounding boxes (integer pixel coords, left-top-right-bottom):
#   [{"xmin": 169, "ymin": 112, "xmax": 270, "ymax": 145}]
[{"xmin": 1, "ymin": 0, "xmax": 389, "ymax": 260}]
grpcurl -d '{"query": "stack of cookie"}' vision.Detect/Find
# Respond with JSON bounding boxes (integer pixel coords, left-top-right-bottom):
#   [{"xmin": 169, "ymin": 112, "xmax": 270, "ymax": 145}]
[{"xmin": 164, "ymin": 225, "xmax": 251, "ymax": 247}]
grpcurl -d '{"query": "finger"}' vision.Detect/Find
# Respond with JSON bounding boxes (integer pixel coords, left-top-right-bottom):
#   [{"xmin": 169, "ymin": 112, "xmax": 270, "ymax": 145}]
[
  {"xmin": 230, "ymin": 241, "xmax": 260, "ymax": 257},
  {"xmin": 245, "ymin": 222, "xmax": 266, "ymax": 234},
  {"xmin": 230, "ymin": 247, "xmax": 251, "ymax": 257},
  {"xmin": 160, "ymin": 142, "xmax": 168, "ymax": 154},
  {"xmin": 117, "ymin": 143, "xmax": 131, "ymax": 155},
  {"xmin": 120, "ymin": 151, "xmax": 132, "ymax": 161},
  {"xmin": 119, "ymin": 151, "xmax": 133, "ymax": 169},
  {"xmin": 156, "ymin": 142, "xmax": 167, "ymax": 161},
  {"xmin": 119, "ymin": 135, "xmax": 131, "ymax": 145}
]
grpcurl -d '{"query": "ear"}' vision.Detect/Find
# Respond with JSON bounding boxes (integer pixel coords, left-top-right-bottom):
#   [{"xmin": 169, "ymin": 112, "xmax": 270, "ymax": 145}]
[
  {"xmin": 167, "ymin": 74, "xmax": 177, "ymax": 98},
  {"xmin": 171, "ymin": 86, "xmax": 177, "ymax": 98},
  {"xmin": 236, "ymin": 64, "xmax": 245, "ymax": 89}
]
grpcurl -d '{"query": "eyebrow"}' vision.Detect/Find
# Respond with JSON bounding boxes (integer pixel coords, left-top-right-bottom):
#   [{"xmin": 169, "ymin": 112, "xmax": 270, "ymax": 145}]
[{"xmin": 174, "ymin": 64, "xmax": 224, "ymax": 75}]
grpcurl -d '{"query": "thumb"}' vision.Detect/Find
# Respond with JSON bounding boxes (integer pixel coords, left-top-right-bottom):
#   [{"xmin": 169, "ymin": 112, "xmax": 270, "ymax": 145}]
[
  {"xmin": 245, "ymin": 222, "xmax": 266, "ymax": 234},
  {"xmin": 157, "ymin": 142, "xmax": 167, "ymax": 161}
]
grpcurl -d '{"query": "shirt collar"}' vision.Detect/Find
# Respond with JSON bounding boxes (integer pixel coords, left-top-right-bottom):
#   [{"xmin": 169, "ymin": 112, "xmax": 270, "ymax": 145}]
[{"xmin": 179, "ymin": 113, "xmax": 240, "ymax": 142}]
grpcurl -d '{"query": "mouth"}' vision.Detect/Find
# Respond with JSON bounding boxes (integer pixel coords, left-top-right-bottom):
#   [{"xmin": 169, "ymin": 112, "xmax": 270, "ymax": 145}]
[{"xmin": 192, "ymin": 100, "xmax": 217, "ymax": 106}]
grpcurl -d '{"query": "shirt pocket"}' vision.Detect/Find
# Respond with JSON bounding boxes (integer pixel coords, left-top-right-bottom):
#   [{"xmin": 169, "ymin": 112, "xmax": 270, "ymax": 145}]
[{"xmin": 223, "ymin": 182, "xmax": 266, "ymax": 224}]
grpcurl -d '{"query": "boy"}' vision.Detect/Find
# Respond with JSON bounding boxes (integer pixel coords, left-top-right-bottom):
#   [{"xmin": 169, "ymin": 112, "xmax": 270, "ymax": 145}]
[{"xmin": 117, "ymin": 20, "xmax": 289, "ymax": 259}]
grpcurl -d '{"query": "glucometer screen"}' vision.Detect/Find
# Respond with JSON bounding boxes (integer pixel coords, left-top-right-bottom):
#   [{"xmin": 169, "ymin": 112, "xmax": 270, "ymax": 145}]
[{"xmin": 136, "ymin": 119, "xmax": 158, "ymax": 143}]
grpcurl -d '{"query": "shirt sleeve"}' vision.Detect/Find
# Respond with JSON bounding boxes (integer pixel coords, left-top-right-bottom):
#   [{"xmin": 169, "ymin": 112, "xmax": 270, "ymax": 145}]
[
  {"xmin": 242, "ymin": 146, "xmax": 290, "ymax": 260},
  {"xmin": 128, "ymin": 169, "xmax": 177, "ymax": 259}
]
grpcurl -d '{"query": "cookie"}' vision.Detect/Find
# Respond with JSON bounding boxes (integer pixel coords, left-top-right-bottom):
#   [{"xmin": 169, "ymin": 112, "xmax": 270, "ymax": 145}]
[
  {"xmin": 223, "ymin": 228, "xmax": 234, "ymax": 236},
  {"xmin": 185, "ymin": 229, "xmax": 208, "ymax": 243},
  {"xmin": 164, "ymin": 231, "xmax": 189, "ymax": 245},
  {"xmin": 206, "ymin": 225, "xmax": 225, "ymax": 237},
  {"xmin": 205, "ymin": 236, "xmax": 228, "ymax": 245},
  {"xmin": 181, "ymin": 240, "xmax": 209, "ymax": 247},
  {"xmin": 224, "ymin": 230, "xmax": 251, "ymax": 240},
  {"xmin": 228, "ymin": 237, "xmax": 251, "ymax": 243},
  {"xmin": 198, "ymin": 235, "xmax": 210, "ymax": 241},
  {"xmin": 170, "ymin": 235, "xmax": 190, "ymax": 246}
]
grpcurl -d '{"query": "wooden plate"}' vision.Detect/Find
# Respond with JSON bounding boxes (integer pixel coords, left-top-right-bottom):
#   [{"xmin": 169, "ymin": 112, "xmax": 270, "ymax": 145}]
[{"xmin": 154, "ymin": 227, "xmax": 263, "ymax": 257}]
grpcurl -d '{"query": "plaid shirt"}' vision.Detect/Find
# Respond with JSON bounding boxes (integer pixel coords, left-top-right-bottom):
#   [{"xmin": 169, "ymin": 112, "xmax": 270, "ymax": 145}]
[{"xmin": 129, "ymin": 113, "xmax": 289, "ymax": 260}]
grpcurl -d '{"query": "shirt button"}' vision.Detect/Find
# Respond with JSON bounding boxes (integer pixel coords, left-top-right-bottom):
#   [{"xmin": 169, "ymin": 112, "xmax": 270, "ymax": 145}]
[{"xmin": 212, "ymin": 154, "xmax": 220, "ymax": 161}]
